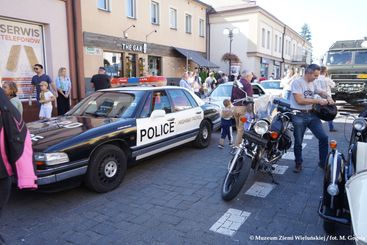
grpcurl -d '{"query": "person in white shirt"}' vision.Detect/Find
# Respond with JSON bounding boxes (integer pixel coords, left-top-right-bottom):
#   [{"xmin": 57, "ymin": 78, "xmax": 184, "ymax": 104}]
[
  {"xmin": 314, "ymin": 66, "xmax": 337, "ymax": 132},
  {"xmin": 281, "ymin": 67, "xmax": 299, "ymax": 100},
  {"xmin": 39, "ymin": 81, "xmax": 56, "ymax": 120},
  {"xmin": 179, "ymin": 72, "xmax": 192, "ymax": 91}
]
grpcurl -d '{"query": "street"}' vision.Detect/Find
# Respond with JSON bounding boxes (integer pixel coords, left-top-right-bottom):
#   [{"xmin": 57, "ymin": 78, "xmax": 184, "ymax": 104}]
[{"xmin": 0, "ymin": 112, "xmax": 360, "ymax": 245}]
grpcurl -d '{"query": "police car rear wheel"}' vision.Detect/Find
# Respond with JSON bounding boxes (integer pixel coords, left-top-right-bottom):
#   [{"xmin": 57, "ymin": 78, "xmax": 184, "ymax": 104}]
[
  {"xmin": 194, "ymin": 120, "xmax": 211, "ymax": 148},
  {"xmin": 85, "ymin": 144, "xmax": 127, "ymax": 193}
]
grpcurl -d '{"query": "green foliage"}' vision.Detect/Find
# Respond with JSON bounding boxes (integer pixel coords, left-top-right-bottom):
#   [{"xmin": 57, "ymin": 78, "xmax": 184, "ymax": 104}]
[{"xmin": 300, "ymin": 23, "xmax": 312, "ymax": 42}]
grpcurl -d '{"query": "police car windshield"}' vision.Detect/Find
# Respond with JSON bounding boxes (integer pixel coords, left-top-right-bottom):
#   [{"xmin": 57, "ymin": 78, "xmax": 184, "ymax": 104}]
[{"xmin": 67, "ymin": 91, "xmax": 144, "ymax": 118}]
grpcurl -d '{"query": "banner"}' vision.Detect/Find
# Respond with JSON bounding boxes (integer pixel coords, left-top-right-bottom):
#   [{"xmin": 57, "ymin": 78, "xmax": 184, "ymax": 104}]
[{"xmin": 0, "ymin": 18, "xmax": 45, "ymax": 99}]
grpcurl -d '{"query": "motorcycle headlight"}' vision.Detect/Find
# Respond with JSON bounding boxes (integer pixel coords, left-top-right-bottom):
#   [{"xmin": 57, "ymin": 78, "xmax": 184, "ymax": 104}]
[
  {"xmin": 353, "ymin": 118, "xmax": 366, "ymax": 131},
  {"xmin": 34, "ymin": 152, "xmax": 69, "ymax": 166},
  {"xmin": 327, "ymin": 183, "xmax": 339, "ymax": 196},
  {"xmin": 254, "ymin": 120, "xmax": 269, "ymax": 135}
]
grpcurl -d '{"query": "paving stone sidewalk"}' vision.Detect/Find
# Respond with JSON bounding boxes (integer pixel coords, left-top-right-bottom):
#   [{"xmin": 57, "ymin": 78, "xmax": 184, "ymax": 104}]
[{"xmin": 0, "ymin": 119, "xmax": 356, "ymax": 244}]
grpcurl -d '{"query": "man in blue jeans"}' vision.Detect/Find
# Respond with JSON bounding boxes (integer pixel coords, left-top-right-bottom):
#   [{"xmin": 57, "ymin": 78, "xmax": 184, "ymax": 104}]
[{"xmin": 290, "ymin": 64, "xmax": 335, "ymax": 173}]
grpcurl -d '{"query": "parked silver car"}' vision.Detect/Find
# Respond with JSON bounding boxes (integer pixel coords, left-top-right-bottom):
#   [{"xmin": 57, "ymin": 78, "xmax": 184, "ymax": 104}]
[{"xmin": 205, "ymin": 82, "xmax": 272, "ymax": 115}]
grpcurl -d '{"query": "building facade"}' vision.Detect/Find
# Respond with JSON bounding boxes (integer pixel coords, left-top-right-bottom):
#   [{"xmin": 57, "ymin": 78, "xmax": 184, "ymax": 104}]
[
  {"xmin": 0, "ymin": 0, "xmax": 80, "ymax": 122},
  {"xmin": 81, "ymin": 0, "xmax": 216, "ymax": 93},
  {"xmin": 209, "ymin": 4, "xmax": 312, "ymax": 79}
]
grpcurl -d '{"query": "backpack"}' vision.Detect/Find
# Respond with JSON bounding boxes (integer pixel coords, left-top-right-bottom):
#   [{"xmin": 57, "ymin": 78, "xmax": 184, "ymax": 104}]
[{"xmin": 0, "ymin": 88, "xmax": 37, "ymax": 189}]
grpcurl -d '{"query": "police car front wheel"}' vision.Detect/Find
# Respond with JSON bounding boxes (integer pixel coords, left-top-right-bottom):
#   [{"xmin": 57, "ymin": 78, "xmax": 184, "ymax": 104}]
[
  {"xmin": 85, "ymin": 144, "xmax": 127, "ymax": 193},
  {"xmin": 193, "ymin": 120, "xmax": 212, "ymax": 148}
]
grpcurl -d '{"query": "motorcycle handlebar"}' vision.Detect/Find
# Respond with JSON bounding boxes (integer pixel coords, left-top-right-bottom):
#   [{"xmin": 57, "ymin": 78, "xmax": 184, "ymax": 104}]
[{"xmin": 233, "ymin": 97, "xmax": 254, "ymax": 104}]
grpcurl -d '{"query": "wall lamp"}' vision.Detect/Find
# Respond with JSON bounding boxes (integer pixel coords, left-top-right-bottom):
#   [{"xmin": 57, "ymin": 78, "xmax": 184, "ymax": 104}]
[
  {"xmin": 145, "ymin": 30, "xmax": 157, "ymax": 42},
  {"xmin": 123, "ymin": 24, "xmax": 135, "ymax": 39}
]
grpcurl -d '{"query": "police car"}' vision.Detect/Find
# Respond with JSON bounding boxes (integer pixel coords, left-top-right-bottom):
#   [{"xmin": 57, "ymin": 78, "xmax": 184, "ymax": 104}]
[{"xmin": 28, "ymin": 85, "xmax": 220, "ymax": 192}]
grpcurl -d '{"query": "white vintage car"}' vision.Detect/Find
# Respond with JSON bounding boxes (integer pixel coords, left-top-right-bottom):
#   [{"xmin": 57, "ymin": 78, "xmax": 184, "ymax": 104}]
[{"xmin": 205, "ymin": 82, "xmax": 272, "ymax": 116}]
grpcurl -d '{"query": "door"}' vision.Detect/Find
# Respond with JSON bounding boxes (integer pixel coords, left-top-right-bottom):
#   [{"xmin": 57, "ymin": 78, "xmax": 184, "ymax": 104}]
[
  {"xmin": 167, "ymin": 89, "xmax": 203, "ymax": 137},
  {"xmin": 136, "ymin": 90, "xmax": 175, "ymax": 147}
]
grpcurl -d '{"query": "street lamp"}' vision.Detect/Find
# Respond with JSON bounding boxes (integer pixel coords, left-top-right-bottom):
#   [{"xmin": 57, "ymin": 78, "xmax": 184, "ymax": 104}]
[
  {"xmin": 223, "ymin": 27, "xmax": 239, "ymax": 77},
  {"xmin": 145, "ymin": 30, "xmax": 157, "ymax": 42},
  {"xmin": 123, "ymin": 24, "xmax": 135, "ymax": 39}
]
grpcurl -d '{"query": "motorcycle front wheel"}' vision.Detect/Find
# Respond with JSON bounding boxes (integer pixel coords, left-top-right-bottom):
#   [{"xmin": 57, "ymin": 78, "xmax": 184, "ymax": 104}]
[{"xmin": 221, "ymin": 154, "xmax": 251, "ymax": 201}]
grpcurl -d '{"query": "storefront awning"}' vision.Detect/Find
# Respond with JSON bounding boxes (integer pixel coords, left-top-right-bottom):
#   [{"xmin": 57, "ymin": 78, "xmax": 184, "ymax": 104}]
[{"xmin": 174, "ymin": 47, "xmax": 219, "ymax": 68}]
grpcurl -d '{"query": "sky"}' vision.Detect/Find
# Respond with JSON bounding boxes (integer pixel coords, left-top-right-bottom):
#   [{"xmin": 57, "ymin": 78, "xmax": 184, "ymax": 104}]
[{"xmin": 202, "ymin": 0, "xmax": 366, "ymax": 61}]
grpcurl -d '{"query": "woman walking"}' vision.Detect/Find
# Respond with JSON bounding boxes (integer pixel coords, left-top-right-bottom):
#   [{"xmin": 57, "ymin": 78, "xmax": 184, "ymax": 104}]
[{"xmin": 55, "ymin": 67, "xmax": 71, "ymax": 115}]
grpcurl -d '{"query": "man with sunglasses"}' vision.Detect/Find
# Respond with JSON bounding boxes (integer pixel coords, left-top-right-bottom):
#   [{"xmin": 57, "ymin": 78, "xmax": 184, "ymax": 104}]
[{"xmin": 30, "ymin": 64, "xmax": 58, "ymax": 103}]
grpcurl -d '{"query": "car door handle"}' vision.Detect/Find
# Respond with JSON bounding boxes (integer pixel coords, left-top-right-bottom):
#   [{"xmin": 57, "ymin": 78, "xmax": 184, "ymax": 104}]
[
  {"xmin": 167, "ymin": 118, "xmax": 175, "ymax": 121},
  {"xmin": 195, "ymin": 111, "xmax": 202, "ymax": 114}
]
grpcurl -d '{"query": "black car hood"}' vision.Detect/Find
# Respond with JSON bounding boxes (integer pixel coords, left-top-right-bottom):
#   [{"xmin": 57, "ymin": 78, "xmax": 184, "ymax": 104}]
[{"xmin": 27, "ymin": 116, "xmax": 120, "ymax": 151}]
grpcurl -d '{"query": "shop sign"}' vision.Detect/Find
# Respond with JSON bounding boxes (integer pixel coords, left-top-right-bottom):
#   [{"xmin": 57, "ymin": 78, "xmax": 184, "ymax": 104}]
[
  {"xmin": 85, "ymin": 47, "xmax": 102, "ymax": 55},
  {"xmin": 0, "ymin": 18, "xmax": 45, "ymax": 99},
  {"xmin": 261, "ymin": 58, "xmax": 270, "ymax": 64},
  {"xmin": 121, "ymin": 42, "xmax": 147, "ymax": 53}
]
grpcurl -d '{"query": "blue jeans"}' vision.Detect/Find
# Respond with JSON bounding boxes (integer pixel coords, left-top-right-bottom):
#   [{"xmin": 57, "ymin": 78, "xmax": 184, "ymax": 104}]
[
  {"xmin": 291, "ymin": 112, "xmax": 329, "ymax": 167},
  {"xmin": 328, "ymin": 120, "xmax": 334, "ymax": 130}
]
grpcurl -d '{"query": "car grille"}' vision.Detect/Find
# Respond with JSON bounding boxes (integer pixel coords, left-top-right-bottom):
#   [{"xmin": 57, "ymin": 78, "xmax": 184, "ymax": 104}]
[{"xmin": 335, "ymin": 80, "xmax": 366, "ymax": 93}]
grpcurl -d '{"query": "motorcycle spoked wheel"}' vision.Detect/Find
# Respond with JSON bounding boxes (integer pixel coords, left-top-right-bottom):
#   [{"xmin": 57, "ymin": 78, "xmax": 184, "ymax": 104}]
[{"xmin": 221, "ymin": 154, "xmax": 251, "ymax": 201}]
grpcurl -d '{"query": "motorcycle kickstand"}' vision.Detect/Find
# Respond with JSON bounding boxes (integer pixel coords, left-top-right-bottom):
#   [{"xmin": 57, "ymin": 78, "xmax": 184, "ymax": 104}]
[{"xmin": 268, "ymin": 172, "xmax": 279, "ymax": 185}]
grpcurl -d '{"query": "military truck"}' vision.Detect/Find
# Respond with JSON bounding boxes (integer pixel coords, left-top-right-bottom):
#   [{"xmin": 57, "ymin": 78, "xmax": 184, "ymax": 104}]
[{"xmin": 324, "ymin": 39, "xmax": 367, "ymax": 104}]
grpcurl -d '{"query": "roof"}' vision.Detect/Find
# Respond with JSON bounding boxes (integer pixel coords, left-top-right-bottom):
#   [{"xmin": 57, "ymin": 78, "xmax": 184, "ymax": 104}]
[
  {"xmin": 329, "ymin": 40, "xmax": 367, "ymax": 50},
  {"xmin": 174, "ymin": 47, "xmax": 219, "ymax": 68},
  {"xmin": 100, "ymin": 86, "xmax": 191, "ymax": 92}
]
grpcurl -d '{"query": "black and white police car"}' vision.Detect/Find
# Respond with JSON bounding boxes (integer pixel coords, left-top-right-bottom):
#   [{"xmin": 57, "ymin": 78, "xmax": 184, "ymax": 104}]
[{"xmin": 28, "ymin": 86, "xmax": 220, "ymax": 192}]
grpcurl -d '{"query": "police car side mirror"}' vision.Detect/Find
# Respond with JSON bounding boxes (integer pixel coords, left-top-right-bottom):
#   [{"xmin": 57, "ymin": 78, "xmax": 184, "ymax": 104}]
[{"xmin": 150, "ymin": 109, "xmax": 166, "ymax": 119}]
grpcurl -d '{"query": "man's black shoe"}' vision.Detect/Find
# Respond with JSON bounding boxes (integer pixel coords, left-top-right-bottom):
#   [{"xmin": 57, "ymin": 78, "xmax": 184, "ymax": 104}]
[
  {"xmin": 329, "ymin": 129, "xmax": 337, "ymax": 132},
  {"xmin": 293, "ymin": 163, "xmax": 302, "ymax": 173}
]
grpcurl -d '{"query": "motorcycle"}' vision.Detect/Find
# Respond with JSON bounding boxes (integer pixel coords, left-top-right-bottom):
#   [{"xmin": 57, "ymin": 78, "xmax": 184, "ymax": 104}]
[
  {"xmin": 221, "ymin": 97, "xmax": 294, "ymax": 201},
  {"xmin": 318, "ymin": 110, "xmax": 367, "ymax": 244}
]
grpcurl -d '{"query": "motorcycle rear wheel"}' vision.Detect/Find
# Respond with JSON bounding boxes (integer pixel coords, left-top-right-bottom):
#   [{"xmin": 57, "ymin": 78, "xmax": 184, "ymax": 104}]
[{"xmin": 221, "ymin": 155, "xmax": 251, "ymax": 201}]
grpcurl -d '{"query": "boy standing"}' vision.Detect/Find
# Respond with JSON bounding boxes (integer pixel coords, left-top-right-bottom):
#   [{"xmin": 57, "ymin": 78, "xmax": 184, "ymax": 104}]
[
  {"xmin": 39, "ymin": 81, "xmax": 55, "ymax": 120},
  {"xmin": 218, "ymin": 99, "xmax": 233, "ymax": 149}
]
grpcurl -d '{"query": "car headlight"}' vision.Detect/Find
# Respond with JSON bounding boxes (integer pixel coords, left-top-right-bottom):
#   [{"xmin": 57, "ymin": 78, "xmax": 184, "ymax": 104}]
[
  {"xmin": 34, "ymin": 152, "xmax": 69, "ymax": 166},
  {"xmin": 254, "ymin": 120, "xmax": 269, "ymax": 135},
  {"xmin": 353, "ymin": 118, "xmax": 366, "ymax": 131},
  {"xmin": 327, "ymin": 183, "xmax": 339, "ymax": 196}
]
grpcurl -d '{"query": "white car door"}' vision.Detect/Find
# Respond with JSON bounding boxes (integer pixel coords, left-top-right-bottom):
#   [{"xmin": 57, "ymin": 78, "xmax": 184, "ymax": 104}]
[
  {"xmin": 136, "ymin": 90, "xmax": 175, "ymax": 147},
  {"xmin": 167, "ymin": 89, "xmax": 203, "ymax": 137}
]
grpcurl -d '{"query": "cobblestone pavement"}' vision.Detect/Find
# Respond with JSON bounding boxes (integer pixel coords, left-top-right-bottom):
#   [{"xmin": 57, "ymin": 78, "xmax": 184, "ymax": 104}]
[{"xmin": 0, "ymin": 115, "xmax": 358, "ymax": 245}]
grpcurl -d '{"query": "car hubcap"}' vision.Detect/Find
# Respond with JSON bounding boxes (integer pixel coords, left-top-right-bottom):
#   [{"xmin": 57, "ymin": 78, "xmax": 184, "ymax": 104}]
[
  {"xmin": 104, "ymin": 160, "xmax": 117, "ymax": 178},
  {"xmin": 202, "ymin": 127, "xmax": 208, "ymax": 139}
]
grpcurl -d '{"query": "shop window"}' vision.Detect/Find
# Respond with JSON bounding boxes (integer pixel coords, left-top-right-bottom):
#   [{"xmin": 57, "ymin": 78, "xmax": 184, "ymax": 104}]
[
  {"xmin": 103, "ymin": 52, "xmax": 122, "ymax": 77},
  {"xmin": 185, "ymin": 14, "xmax": 192, "ymax": 34},
  {"xmin": 98, "ymin": 0, "xmax": 110, "ymax": 11},
  {"xmin": 199, "ymin": 19, "xmax": 205, "ymax": 37},
  {"xmin": 151, "ymin": 1, "xmax": 159, "ymax": 25},
  {"xmin": 126, "ymin": 0, "xmax": 136, "ymax": 18},
  {"xmin": 148, "ymin": 56, "xmax": 161, "ymax": 76},
  {"xmin": 169, "ymin": 8, "xmax": 177, "ymax": 29},
  {"xmin": 126, "ymin": 53, "xmax": 137, "ymax": 77}
]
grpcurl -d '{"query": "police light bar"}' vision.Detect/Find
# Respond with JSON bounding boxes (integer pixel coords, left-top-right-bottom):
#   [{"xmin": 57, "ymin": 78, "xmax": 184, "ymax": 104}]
[{"xmin": 111, "ymin": 76, "xmax": 167, "ymax": 87}]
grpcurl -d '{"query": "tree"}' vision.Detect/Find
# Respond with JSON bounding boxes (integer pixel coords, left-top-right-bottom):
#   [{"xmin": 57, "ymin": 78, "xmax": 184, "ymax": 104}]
[{"xmin": 300, "ymin": 23, "xmax": 312, "ymax": 42}]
